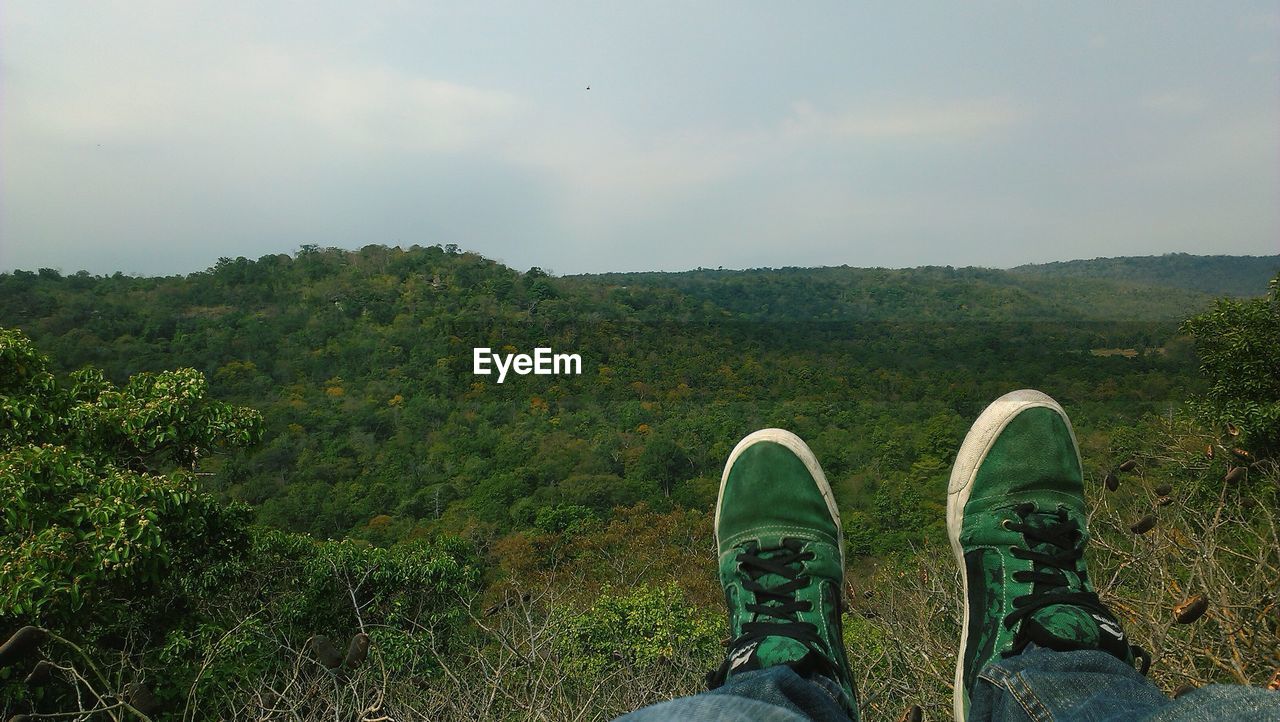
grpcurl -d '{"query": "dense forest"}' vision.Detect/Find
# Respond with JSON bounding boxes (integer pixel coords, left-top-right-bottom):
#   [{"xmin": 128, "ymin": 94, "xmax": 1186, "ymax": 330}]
[
  {"xmin": 1, "ymin": 247, "xmax": 1277, "ymax": 719},
  {"xmin": 3, "ymin": 247, "xmax": 1274, "ymax": 550},
  {"xmin": 1008, "ymin": 253, "xmax": 1280, "ymax": 297}
]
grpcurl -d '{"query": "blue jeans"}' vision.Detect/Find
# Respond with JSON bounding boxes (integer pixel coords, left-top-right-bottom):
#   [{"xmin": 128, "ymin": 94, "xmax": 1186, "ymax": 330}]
[{"xmin": 617, "ymin": 646, "xmax": 1280, "ymax": 721}]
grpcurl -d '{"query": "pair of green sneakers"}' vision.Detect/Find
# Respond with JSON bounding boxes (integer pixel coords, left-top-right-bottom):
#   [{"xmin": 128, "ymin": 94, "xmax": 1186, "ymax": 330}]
[{"xmin": 707, "ymin": 390, "xmax": 1148, "ymax": 721}]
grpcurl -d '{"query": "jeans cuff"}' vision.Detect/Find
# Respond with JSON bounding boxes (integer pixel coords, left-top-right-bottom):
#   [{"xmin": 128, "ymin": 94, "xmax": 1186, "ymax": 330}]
[{"xmin": 809, "ymin": 673, "xmax": 857, "ymax": 718}]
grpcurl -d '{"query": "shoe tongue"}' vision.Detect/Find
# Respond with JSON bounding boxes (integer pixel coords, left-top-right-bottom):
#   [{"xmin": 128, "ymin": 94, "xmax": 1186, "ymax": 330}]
[
  {"xmin": 724, "ymin": 545, "xmax": 815, "ymax": 676},
  {"xmin": 751, "ymin": 544, "xmax": 803, "ymax": 613},
  {"xmin": 1011, "ymin": 513, "xmax": 1127, "ymax": 655}
]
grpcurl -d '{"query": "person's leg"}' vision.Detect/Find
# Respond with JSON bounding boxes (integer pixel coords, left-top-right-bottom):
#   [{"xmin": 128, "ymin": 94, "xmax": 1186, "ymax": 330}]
[
  {"xmin": 617, "ymin": 429, "xmax": 857, "ymax": 722},
  {"xmin": 618, "ymin": 665, "xmax": 850, "ymax": 722},
  {"xmin": 947, "ymin": 390, "xmax": 1280, "ymax": 722},
  {"xmin": 969, "ymin": 644, "xmax": 1280, "ymax": 721}
]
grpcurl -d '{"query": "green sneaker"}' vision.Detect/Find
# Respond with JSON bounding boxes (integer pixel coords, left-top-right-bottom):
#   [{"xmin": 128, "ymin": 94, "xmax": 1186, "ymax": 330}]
[
  {"xmin": 708, "ymin": 428, "xmax": 857, "ymax": 714},
  {"xmin": 947, "ymin": 390, "xmax": 1148, "ymax": 721}
]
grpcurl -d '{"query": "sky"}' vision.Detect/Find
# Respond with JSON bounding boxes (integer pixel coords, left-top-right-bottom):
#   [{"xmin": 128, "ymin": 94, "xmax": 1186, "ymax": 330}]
[{"xmin": 1, "ymin": 2, "xmax": 1278, "ymax": 277}]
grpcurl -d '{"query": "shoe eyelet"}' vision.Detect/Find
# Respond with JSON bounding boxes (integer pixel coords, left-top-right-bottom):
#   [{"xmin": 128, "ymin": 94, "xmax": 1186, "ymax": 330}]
[{"xmin": 1001, "ymin": 519, "xmax": 1014, "ymax": 530}]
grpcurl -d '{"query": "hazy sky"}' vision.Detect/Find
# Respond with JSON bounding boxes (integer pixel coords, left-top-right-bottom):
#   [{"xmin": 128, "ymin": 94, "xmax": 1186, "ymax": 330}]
[{"xmin": 2, "ymin": 2, "xmax": 1277, "ymax": 276}]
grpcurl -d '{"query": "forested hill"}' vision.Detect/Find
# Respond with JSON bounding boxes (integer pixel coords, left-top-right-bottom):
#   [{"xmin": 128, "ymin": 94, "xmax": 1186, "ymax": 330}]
[
  {"xmin": 0, "ymin": 245, "xmax": 1255, "ymax": 548},
  {"xmin": 575, "ymin": 253, "xmax": 1280, "ymax": 321},
  {"xmin": 1009, "ymin": 253, "xmax": 1280, "ymax": 297}
]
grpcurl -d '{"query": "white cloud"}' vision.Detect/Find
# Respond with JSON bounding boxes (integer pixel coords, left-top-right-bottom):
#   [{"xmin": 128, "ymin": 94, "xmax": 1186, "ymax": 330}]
[
  {"xmin": 11, "ymin": 42, "xmax": 519, "ymax": 154},
  {"xmin": 1239, "ymin": 10, "xmax": 1280, "ymax": 32},
  {"xmin": 1139, "ymin": 90, "xmax": 1205, "ymax": 115},
  {"xmin": 780, "ymin": 98, "xmax": 1027, "ymax": 142},
  {"xmin": 1250, "ymin": 49, "xmax": 1279, "ymax": 66},
  {"xmin": 1120, "ymin": 112, "xmax": 1279, "ymax": 182},
  {"xmin": 251, "ymin": 50, "xmax": 520, "ymax": 154},
  {"xmin": 500, "ymin": 95, "xmax": 1029, "ymax": 251},
  {"xmin": 505, "ymin": 121, "xmax": 758, "ymax": 237}
]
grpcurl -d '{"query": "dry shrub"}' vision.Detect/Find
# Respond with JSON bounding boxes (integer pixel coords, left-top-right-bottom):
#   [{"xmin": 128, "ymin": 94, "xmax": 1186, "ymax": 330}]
[
  {"xmin": 255, "ymin": 415, "xmax": 1275, "ymax": 721},
  {"xmin": 843, "ymin": 550, "xmax": 961, "ymax": 722},
  {"xmin": 109, "ymin": 423, "xmax": 1276, "ymax": 720},
  {"xmin": 1088, "ymin": 417, "xmax": 1279, "ymax": 693},
  {"xmin": 411, "ymin": 585, "xmax": 718, "ymax": 721}
]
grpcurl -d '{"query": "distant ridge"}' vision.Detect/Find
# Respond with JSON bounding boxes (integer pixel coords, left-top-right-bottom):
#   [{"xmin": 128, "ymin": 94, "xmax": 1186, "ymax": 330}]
[
  {"xmin": 572, "ymin": 253, "xmax": 1278, "ymax": 322},
  {"xmin": 577, "ymin": 253, "xmax": 1278, "ymax": 299},
  {"xmin": 1009, "ymin": 253, "xmax": 1280, "ymax": 298}
]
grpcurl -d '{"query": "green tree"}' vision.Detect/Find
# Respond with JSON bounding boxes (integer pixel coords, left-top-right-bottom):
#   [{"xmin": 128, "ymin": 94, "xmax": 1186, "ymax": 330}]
[
  {"xmin": 1, "ymin": 328, "xmax": 480, "ymax": 718},
  {"xmin": 635, "ymin": 436, "xmax": 690, "ymax": 497},
  {"xmin": 1180, "ymin": 273, "xmax": 1280, "ymax": 454},
  {"xmin": 1, "ymin": 327, "xmax": 264, "ymax": 627}
]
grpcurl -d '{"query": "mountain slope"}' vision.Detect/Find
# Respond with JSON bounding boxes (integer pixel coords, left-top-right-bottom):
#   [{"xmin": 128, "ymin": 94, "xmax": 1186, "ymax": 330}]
[{"xmin": 1009, "ymin": 253, "xmax": 1280, "ymax": 297}]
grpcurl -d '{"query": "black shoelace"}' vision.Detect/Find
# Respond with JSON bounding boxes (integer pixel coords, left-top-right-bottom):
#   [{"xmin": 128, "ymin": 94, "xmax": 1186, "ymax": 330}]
[
  {"xmin": 734, "ymin": 539, "xmax": 823, "ymax": 646},
  {"xmin": 1001, "ymin": 502, "xmax": 1100, "ymax": 631},
  {"xmin": 1001, "ymin": 502, "xmax": 1150, "ymax": 672},
  {"xmin": 708, "ymin": 539, "xmax": 825, "ymax": 686}
]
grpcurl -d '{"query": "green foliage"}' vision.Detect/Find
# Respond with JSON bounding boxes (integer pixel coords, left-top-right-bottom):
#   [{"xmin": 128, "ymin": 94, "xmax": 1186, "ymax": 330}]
[
  {"xmin": 1010, "ymin": 253, "xmax": 1280, "ymax": 299},
  {"xmin": 1, "ymin": 327, "xmax": 263, "ymax": 630},
  {"xmin": 533, "ymin": 504, "xmax": 600, "ymax": 535},
  {"xmin": 1180, "ymin": 273, "xmax": 1280, "ymax": 454},
  {"xmin": 556, "ymin": 583, "xmax": 721, "ymax": 676},
  {"xmin": 0, "ymin": 329, "xmax": 481, "ymax": 717},
  {"xmin": 0, "ymin": 443, "xmax": 246, "ymax": 620},
  {"xmin": 2, "ymin": 252, "xmax": 1277, "ymax": 718},
  {"xmin": 1, "ymin": 247, "xmax": 1234, "ymax": 549},
  {"xmin": 841, "ymin": 611, "xmax": 894, "ymax": 679},
  {"xmin": 0, "ymin": 327, "xmax": 263, "ymax": 468},
  {"xmin": 261, "ymin": 531, "xmax": 479, "ymax": 634},
  {"xmin": 634, "ymin": 435, "xmax": 691, "ymax": 497},
  {"xmin": 171, "ymin": 529, "xmax": 480, "ymax": 704}
]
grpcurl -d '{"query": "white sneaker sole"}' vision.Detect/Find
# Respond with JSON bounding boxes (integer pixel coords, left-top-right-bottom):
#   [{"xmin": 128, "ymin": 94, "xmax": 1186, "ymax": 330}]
[{"xmin": 945, "ymin": 390, "xmax": 1079, "ymax": 722}]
